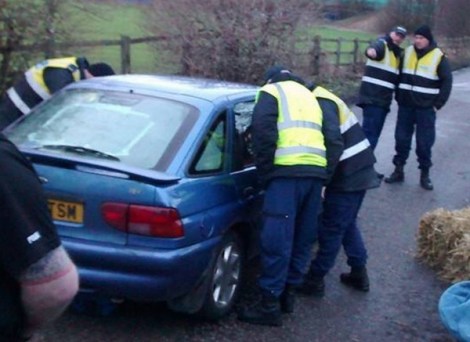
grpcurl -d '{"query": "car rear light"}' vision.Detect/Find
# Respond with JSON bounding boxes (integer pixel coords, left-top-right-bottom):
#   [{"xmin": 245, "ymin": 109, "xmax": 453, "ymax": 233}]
[{"xmin": 102, "ymin": 203, "xmax": 184, "ymax": 238}]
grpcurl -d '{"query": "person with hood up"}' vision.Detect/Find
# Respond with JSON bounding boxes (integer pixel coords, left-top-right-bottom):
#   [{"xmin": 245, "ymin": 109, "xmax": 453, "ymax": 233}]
[{"xmin": 384, "ymin": 25, "xmax": 453, "ymax": 190}]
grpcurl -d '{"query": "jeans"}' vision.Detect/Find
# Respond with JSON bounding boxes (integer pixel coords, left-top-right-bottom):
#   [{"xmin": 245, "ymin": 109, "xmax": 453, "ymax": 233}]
[
  {"xmin": 361, "ymin": 104, "xmax": 390, "ymax": 150},
  {"xmin": 310, "ymin": 190, "xmax": 368, "ymax": 277},
  {"xmin": 259, "ymin": 177, "xmax": 323, "ymax": 297},
  {"xmin": 392, "ymin": 106, "xmax": 436, "ymax": 170}
]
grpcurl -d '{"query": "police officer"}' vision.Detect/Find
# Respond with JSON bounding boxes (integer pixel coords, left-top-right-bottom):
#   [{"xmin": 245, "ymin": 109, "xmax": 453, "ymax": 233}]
[
  {"xmin": 385, "ymin": 25, "xmax": 453, "ymax": 190},
  {"xmin": 238, "ymin": 66, "xmax": 342, "ymax": 326},
  {"xmin": 299, "ymin": 84, "xmax": 381, "ymax": 296},
  {"xmin": 0, "ymin": 57, "xmax": 115, "ymax": 130},
  {"xmin": 358, "ymin": 26, "xmax": 407, "ymax": 151}
]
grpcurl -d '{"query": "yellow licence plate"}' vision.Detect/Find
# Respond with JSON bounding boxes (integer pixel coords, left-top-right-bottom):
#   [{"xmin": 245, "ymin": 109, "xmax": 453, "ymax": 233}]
[{"xmin": 48, "ymin": 199, "xmax": 84, "ymax": 224}]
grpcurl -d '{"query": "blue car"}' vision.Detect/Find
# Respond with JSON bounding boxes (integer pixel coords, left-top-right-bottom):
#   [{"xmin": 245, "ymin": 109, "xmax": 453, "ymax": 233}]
[{"xmin": 4, "ymin": 75, "xmax": 263, "ymax": 319}]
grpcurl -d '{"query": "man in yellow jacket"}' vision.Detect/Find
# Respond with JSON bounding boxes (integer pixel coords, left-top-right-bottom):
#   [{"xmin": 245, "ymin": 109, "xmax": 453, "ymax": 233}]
[{"xmin": 0, "ymin": 57, "xmax": 114, "ymax": 130}]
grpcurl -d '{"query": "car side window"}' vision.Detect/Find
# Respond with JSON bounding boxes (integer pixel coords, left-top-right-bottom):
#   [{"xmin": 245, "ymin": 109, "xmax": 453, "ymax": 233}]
[
  {"xmin": 234, "ymin": 101, "xmax": 255, "ymax": 168},
  {"xmin": 190, "ymin": 116, "xmax": 226, "ymax": 174}
]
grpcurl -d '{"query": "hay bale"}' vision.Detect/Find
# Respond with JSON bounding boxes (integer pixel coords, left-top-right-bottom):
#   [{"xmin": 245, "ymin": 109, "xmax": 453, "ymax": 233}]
[{"xmin": 416, "ymin": 207, "xmax": 470, "ymax": 283}]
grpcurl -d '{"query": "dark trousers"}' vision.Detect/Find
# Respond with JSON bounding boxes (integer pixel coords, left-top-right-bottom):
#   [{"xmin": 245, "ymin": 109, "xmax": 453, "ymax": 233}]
[
  {"xmin": 361, "ymin": 104, "xmax": 390, "ymax": 150},
  {"xmin": 392, "ymin": 106, "xmax": 436, "ymax": 170},
  {"xmin": 259, "ymin": 177, "xmax": 323, "ymax": 297},
  {"xmin": 310, "ymin": 190, "xmax": 368, "ymax": 277}
]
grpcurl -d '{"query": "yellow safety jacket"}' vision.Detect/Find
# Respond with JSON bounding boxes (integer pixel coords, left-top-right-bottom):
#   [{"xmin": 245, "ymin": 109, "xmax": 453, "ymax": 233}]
[
  {"xmin": 399, "ymin": 46, "xmax": 443, "ymax": 97},
  {"xmin": 259, "ymin": 81, "xmax": 326, "ymax": 167},
  {"xmin": 7, "ymin": 57, "xmax": 82, "ymax": 115},
  {"xmin": 313, "ymin": 86, "xmax": 376, "ymax": 175}
]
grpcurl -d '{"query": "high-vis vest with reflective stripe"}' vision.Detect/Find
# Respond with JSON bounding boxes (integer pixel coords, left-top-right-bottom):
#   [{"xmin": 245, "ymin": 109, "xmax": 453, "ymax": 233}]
[
  {"xmin": 6, "ymin": 57, "xmax": 81, "ymax": 115},
  {"xmin": 399, "ymin": 46, "xmax": 443, "ymax": 101},
  {"xmin": 313, "ymin": 86, "xmax": 376, "ymax": 175},
  {"xmin": 259, "ymin": 81, "xmax": 327, "ymax": 167},
  {"xmin": 360, "ymin": 39, "xmax": 400, "ymax": 106}
]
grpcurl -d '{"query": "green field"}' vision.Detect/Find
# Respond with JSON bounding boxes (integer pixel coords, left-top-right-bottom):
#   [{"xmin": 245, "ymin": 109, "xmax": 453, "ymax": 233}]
[{"xmin": 61, "ymin": 4, "xmax": 375, "ymax": 75}]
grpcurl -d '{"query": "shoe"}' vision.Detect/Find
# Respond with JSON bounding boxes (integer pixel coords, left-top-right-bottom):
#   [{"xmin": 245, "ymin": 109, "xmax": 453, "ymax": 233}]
[
  {"xmin": 340, "ymin": 267, "xmax": 370, "ymax": 292},
  {"xmin": 420, "ymin": 170, "xmax": 434, "ymax": 191},
  {"xmin": 280, "ymin": 284, "xmax": 295, "ymax": 314},
  {"xmin": 238, "ymin": 292, "xmax": 282, "ymax": 326},
  {"xmin": 384, "ymin": 165, "xmax": 404, "ymax": 184},
  {"xmin": 297, "ymin": 273, "xmax": 325, "ymax": 297}
]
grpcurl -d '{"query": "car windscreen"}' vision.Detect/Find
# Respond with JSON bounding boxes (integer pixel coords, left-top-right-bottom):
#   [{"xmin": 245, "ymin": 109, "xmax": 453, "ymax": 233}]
[{"xmin": 6, "ymin": 88, "xmax": 199, "ymax": 170}]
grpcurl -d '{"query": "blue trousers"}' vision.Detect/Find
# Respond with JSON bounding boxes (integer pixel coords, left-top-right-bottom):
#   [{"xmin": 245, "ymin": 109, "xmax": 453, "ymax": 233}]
[
  {"xmin": 258, "ymin": 177, "xmax": 323, "ymax": 297},
  {"xmin": 310, "ymin": 189, "xmax": 368, "ymax": 277},
  {"xmin": 361, "ymin": 104, "xmax": 390, "ymax": 150},
  {"xmin": 392, "ymin": 106, "xmax": 436, "ymax": 170}
]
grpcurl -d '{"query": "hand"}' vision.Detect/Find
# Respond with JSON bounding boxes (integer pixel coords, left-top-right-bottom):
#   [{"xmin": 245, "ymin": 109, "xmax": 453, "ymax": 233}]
[{"xmin": 366, "ymin": 48, "xmax": 377, "ymax": 59}]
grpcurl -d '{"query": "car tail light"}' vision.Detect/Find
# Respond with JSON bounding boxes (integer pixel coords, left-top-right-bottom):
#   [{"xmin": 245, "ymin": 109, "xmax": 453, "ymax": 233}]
[{"xmin": 102, "ymin": 203, "xmax": 184, "ymax": 238}]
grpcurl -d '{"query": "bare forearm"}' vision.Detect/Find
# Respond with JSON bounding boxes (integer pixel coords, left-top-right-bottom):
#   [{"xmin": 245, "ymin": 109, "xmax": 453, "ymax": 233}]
[{"xmin": 20, "ymin": 247, "xmax": 79, "ymax": 336}]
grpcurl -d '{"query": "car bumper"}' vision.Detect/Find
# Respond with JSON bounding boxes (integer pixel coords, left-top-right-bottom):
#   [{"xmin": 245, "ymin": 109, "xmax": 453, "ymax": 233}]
[{"xmin": 62, "ymin": 236, "xmax": 221, "ymax": 302}]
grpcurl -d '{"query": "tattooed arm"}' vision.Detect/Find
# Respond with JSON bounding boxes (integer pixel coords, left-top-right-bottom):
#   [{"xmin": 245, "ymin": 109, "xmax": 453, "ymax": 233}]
[{"xmin": 19, "ymin": 246, "xmax": 79, "ymax": 338}]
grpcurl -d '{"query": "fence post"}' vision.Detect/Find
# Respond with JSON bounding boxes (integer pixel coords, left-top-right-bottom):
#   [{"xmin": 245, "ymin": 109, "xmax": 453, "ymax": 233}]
[
  {"xmin": 352, "ymin": 38, "xmax": 359, "ymax": 73},
  {"xmin": 335, "ymin": 37, "xmax": 342, "ymax": 68},
  {"xmin": 310, "ymin": 35, "xmax": 321, "ymax": 76},
  {"xmin": 120, "ymin": 35, "xmax": 131, "ymax": 74}
]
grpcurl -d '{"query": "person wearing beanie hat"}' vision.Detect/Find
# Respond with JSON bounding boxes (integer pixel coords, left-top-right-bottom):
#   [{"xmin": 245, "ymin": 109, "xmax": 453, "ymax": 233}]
[
  {"xmin": 357, "ymin": 25, "xmax": 407, "ymax": 161},
  {"xmin": 238, "ymin": 67, "xmax": 340, "ymax": 326},
  {"xmin": 0, "ymin": 56, "xmax": 115, "ymax": 130},
  {"xmin": 385, "ymin": 24, "xmax": 453, "ymax": 191},
  {"xmin": 414, "ymin": 25, "xmax": 434, "ymax": 43}
]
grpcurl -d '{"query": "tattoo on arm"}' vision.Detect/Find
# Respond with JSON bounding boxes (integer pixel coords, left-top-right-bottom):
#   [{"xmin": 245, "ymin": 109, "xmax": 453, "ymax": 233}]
[{"xmin": 20, "ymin": 247, "xmax": 72, "ymax": 283}]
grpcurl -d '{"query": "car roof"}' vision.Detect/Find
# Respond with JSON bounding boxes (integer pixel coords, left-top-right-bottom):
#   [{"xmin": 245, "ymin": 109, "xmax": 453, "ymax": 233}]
[{"xmin": 74, "ymin": 74, "xmax": 259, "ymax": 102}]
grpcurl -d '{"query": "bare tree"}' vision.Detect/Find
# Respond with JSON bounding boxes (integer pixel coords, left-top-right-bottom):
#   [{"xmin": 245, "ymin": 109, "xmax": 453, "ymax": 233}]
[
  {"xmin": 145, "ymin": 0, "xmax": 322, "ymax": 84},
  {"xmin": 434, "ymin": 0, "xmax": 470, "ymax": 37}
]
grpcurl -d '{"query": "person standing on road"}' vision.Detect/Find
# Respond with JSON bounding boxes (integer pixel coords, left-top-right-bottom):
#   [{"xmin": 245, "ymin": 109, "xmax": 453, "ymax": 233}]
[
  {"xmin": 384, "ymin": 25, "xmax": 453, "ymax": 190},
  {"xmin": 0, "ymin": 133, "xmax": 79, "ymax": 341},
  {"xmin": 358, "ymin": 26, "xmax": 407, "ymax": 151},
  {"xmin": 298, "ymin": 84, "xmax": 381, "ymax": 297},
  {"xmin": 0, "ymin": 57, "xmax": 115, "ymax": 130},
  {"xmin": 238, "ymin": 66, "xmax": 342, "ymax": 327}
]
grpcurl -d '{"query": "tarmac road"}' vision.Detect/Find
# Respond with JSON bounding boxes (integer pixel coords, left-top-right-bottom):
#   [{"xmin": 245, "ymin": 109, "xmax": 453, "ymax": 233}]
[{"xmin": 42, "ymin": 68, "xmax": 470, "ymax": 342}]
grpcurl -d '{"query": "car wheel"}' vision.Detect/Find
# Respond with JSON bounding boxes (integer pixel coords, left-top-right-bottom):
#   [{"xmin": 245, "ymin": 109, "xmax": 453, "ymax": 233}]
[{"xmin": 199, "ymin": 231, "xmax": 244, "ymax": 320}]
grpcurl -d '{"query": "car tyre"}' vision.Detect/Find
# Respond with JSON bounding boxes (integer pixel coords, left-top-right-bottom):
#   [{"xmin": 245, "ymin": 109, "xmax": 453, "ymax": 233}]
[{"xmin": 198, "ymin": 231, "xmax": 245, "ymax": 320}]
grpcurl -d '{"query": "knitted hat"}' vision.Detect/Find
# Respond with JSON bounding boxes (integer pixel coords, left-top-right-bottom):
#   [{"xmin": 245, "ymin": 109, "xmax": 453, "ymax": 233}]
[
  {"xmin": 88, "ymin": 63, "xmax": 115, "ymax": 77},
  {"xmin": 414, "ymin": 25, "xmax": 434, "ymax": 42},
  {"xmin": 392, "ymin": 26, "xmax": 407, "ymax": 37}
]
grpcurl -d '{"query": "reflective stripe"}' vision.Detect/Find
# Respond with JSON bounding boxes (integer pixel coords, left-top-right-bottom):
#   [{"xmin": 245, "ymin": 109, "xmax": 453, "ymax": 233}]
[
  {"xmin": 275, "ymin": 146, "xmax": 326, "ymax": 158},
  {"xmin": 7, "ymin": 88, "xmax": 31, "ymax": 114},
  {"xmin": 361, "ymin": 76, "xmax": 395, "ymax": 89},
  {"xmin": 273, "ymin": 83, "xmax": 322, "ymax": 131},
  {"xmin": 399, "ymin": 83, "xmax": 440, "ymax": 94},
  {"xmin": 278, "ymin": 120, "xmax": 322, "ymax": 130},
  {"xmin": 365, "ymin": 60, "xmax": 399, "ymax": 74},
  {"xmin": 340, "ymin": 139, "xmax": 370, "ymax": 161},
  {"xmin": 25, "ymin": 70, "xmax": 51, "ymax": 100},
  {"xmin": 402, "ymin": 69, "xmax": 440, "ymax": 80},
  {"xmin": 340, "ymin": 113, "xmax": 358, "ymax": 133}
]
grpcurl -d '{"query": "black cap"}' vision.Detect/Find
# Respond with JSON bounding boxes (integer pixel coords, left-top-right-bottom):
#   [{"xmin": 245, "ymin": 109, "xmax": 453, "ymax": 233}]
[
  {"xmin": 88, "ymin": 63, "xmax": 115, "ymax": 77},
  {"xmin": 392, "ymin": 26, "xmax": 407, "ymax": 38},
  {"xmin": 414, "ymin": 25, "xmax": 434, "ymax": 43},
  {"xmin": 263, "ymin": 65, "xmax": 291, "ymax": 84}
]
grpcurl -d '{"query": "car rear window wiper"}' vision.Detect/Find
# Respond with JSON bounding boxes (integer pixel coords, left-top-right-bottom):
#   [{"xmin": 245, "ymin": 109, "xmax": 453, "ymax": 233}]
[{"xmin": 38, "ymin": 144, "xmax": 120, "ymax": 161}]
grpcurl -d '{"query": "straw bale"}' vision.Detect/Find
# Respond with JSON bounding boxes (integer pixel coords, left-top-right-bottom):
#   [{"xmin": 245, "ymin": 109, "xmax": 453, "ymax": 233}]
[{"xmin": 416, "ymin": 207, "xmax": 470, "ymax": 283}]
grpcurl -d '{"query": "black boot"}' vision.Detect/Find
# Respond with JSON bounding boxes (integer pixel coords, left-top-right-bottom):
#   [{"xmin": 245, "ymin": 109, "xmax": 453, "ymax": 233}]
[
  {"xmin": 340, "ymin": 267, "xmax": 370, "ymax": 292},
  {"xmin": 280, "ymin": 284, "xmax": 295, "ymax": 314},
  {"xmin": 238, "ymin": 291, "xmax": 282, "ymax": 326},
  {"xmin": 420, "ymin": 169, "xmax": 434, "ymax": 190},
  {"xmin": 384, "ymin": 165, "xmax": 404, "ymax": 184},
  {"xmin": 297, "ymin": 273, "xmax": 325, "ymax": 297}
]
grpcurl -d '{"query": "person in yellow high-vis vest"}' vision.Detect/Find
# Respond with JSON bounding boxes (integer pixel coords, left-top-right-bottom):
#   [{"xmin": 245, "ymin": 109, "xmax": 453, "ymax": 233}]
[
  {"xmin": 385, "ymin": 25, "xmax": 453, "ymax": 191},
  {"xmin": 238, "ymin": 66, "xmax": 342, "ymax": 327},
  {"xmin": 0, "ymin": 57, "xmax": 115, "ymax": 130}
]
